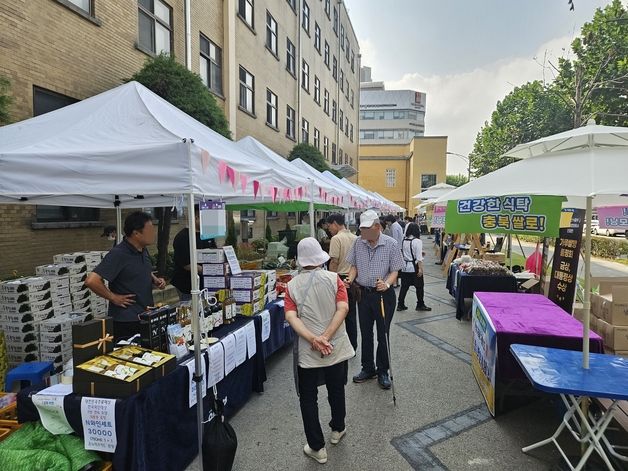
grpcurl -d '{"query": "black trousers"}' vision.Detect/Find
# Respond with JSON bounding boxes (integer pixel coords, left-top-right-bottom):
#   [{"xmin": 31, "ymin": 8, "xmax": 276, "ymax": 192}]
[
  {"xmin": 345, "ymin": 289, "xmax": 358, "ymax": 351},
  {"xmin": 357, "ymin": 288, "xmax": 395, "ymax": 373},
  {"xmin": 113, "ymin": 320, "xmax": 141, "ymax": 343},
  {"xmin": 398, "ymin": 271, "xmax": 425, "ymax": 307},
  {"xmin": 297, "ymin": 361, "xmax": 348, "ymax": 451}
]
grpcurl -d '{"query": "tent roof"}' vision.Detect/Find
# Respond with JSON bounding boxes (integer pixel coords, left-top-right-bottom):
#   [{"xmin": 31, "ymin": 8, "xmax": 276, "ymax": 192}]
[
  {"xmin": 412, "ymin": 183, "xmax": 456, "ymax": 199},
  {"xmin": 0, "ymin": 81, "xmax": 302, "ymax": 207}
]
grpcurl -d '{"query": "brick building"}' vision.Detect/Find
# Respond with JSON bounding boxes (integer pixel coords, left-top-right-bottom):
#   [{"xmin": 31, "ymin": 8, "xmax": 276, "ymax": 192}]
[{"xmin": 0, "ymin": 0, "xmax": 360, "ymax": 278}]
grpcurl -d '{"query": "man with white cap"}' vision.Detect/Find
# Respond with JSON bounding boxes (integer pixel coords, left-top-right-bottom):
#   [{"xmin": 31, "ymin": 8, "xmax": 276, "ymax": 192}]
[
  {"xmin": 284, "ymin": 237, "xmax": 354, "ymax": 464},
  {"xmin": 345, "ymin": 210, "xmax": 405, "ymax": 390}
]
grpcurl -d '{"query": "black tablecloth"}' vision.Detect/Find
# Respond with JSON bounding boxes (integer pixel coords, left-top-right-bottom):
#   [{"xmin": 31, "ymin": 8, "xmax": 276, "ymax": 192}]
[
  {"xmin": 261, "ymin": 300, "xmax": 294, "ymax": 359},
  {"xmin": 446, "ymin": 264, "xmax": 518, "ymax": 320},
  {"xmin": 17, "ymin": 301, "xmax": 294, "ymax": 471}
]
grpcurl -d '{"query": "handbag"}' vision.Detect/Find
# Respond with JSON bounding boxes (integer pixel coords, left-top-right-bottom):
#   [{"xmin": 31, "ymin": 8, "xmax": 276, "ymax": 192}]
[
  {"xmin": 202, "ymin": 389, "xmax": 238, "ymax": 471},
  {"xmin": 403, "ymin": 238, "xmax": 422, "ymax": 277}
]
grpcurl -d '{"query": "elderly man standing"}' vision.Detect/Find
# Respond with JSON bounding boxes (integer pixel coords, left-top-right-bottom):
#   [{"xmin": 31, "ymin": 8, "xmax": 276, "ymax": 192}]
[{"xmin": 345, "ymin": 210, "xmax": 405, "ymax": 390}]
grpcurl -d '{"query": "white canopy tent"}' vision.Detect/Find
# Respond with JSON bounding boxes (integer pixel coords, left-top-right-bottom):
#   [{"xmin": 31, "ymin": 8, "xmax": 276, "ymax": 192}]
[
  {"xmin": 435, "ymin": 121, "xmax": 628, "ymax": 368},
  {"xmin": 0, "ymin": 80, "xmax": 310, "ymax": 463},
  {"xmin": 412, "ymin": 182, "xmax": 456, "ymax": 200}
]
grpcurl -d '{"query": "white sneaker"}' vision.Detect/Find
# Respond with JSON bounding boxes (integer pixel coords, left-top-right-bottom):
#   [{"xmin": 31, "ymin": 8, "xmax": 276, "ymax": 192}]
[
  {"xmin": 303, "ymin": 444, "xmax": 328, "ymax": 464},
  {"xmin": 330, "ymin": 428, "xmax": 346, "ymax": 445}
]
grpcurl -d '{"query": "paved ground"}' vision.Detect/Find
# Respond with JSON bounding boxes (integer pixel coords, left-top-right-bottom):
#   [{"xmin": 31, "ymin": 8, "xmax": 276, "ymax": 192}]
[{"xmin": 188, "ymin": 242, "xmax": 627, "ymax": 471}]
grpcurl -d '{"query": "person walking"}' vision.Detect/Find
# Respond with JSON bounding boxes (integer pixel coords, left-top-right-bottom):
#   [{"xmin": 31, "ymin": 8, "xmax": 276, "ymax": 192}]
[
  {"xmin": 284, "ymin": 238, "xmax": 354, "ymax": 464},
  {"xmin": 345, "ymin": 210, "xmax": 405, "ymax": 390},
  {"xmin": 397, "ymin": 223, "xmax": 431, "ymax": 312},
  {"xmin": 326, "ymin": 213, "xmax": 358, "ymax": 350}
]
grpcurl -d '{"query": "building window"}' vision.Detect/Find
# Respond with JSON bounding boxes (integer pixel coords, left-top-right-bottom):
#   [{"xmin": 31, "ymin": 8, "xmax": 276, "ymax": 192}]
[
  {"xmin": 314, "ymin": 76, "xmax": 321, "ymax": 104},
  {"xmin": 339, "ymin": 69, "xmax": 344, "ymax": 91},
  {"xmin": 339, "ymin": 149, "xmax": 343, "ymax": 165},
  {"xmin": 324, "ymin": 41, "xmax": 330, "ymax": 68},
  {"xmin": 265, "ymin": 11, "xmax": 277, "ymax": 55},
  {"xmin": 351, "ymin": 50, "xmax": 355, "ymax": 72},
  {"xmin": 286, "ymin": 38, "xmax": 296, "ymax": 76},
  {"xmin": 238, "ymin": 0, "xmax": 254, "ymax": 28},
  {"xmin": 323, "ymin": 137, "xmax": 329, "ymax": 160},
  {"xmin": 351, "ymin": 89, "xmax": 354, "ymax": 108},
  {"xmin": 332, "ymin": 56, "xmax": 337, "ymax": 81},
  {"xmin": 345, "ymin": 80, "xmax": 350, "ymax": 99},
  {"xmin": 239, "ymin": 66, "xmax": 255, "ymax": 114},
  {"xmin": 301, "ymin": 59, "xmax": 310, "ymax": 92},
  {"xmin": 421, "ymin": 174, "xmax": 437, "ymax": 191},
  {"xmin": 340, "ymin": 24, "xmax": 345, "ymax": 50},
  {"xmin": 333, "ymin": 6, "xmax": 338, "ymax": 35},
  {"xmin": 138, "ymin": 0, "xmax": 172, "ymax": 55},
  {"xmin": 324, "ymin": 89, "xmax": 329, "ymax": 114},
  {"xmin": 332, "ymin": 143, "xmax": 337, "ymax": 164},
  {"xmin": 332, "ymin": 100, "xmax": 337, "ymax": 123},
  {"xmin": 325, "ymin": 0, "xmax": 330, "ymax": 18},
  {"xmin": 241, "ymin": 209, "xmax": 256, "ymax": 220},
  {"xmin": 33, "ymin": 87, "xmax": 99, "ymax": 223},
  {"xmin": 314, "ymin": 128, "xmax": 320, "ymax": 149},
  {"xmin": 286, "ymin": 105, "xmax": 295, "ymax": 139},
  {"xmin": 339, "ymin": 109, "xmax": 344, "ymax": 130},
  {"xmin": 67, "ymin": 0, "xmax": 92, "ymax": 15},
  {"xmin": 302, "ymin": 1, "xmax": 310, "ymax": 33},
  {"xmin": 314, "ymin": 23, "xmax": 321, "ymax": 52},
  {"xmin": 345, "ymin": 117, "xmax": 349, "ymax": 137},
  {"xmin": 350, "ymin": 123, "xmax": 354, "ymax": 142},
  {"xmin": 346, "ymin": 40, "xmax": 350, "ymax": 61},
  {"xmin": 200, "ymin": 34, "xmax": 222, "ymax": 95},
  {"xmin": 266, "ymin": 89, "xmax": 278, "ymax": 128},
  {"xmin": 301, "ymin": 118, "xmax": 309, "ymax": 144},
  {"xmin": 287, "ymin": 0, "xmax": 296, "ymax": 11},
  {"xmin": 386, "ymin": 169, "xmax": 396, "ymax": 188}
]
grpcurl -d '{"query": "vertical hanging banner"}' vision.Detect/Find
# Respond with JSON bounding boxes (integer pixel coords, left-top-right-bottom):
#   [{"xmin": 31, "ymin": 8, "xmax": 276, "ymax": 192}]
[
  {"xmin": 199, "ymin": 200, "xmax": 226, "ymax": 240},
  {"xmin": 431, "ymin": 205, "xmax": 446, "ymax": 229},
  {"xmin": 445, "ymin": 195, "xmax": 563, "ymax": 237},
  {"xmin": 548, "ymin": 208, "xmax": 585, "ymax": 313}
]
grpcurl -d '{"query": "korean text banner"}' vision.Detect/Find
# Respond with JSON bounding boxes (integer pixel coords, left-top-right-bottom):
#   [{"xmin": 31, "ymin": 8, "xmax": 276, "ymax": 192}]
[
  {"xmin": 445, "ymin": 195, "xmax": 563, "ymax": 237},
  {"xmin": 598, "ymin": 206, "xmax": 628, "ymax": 230}
]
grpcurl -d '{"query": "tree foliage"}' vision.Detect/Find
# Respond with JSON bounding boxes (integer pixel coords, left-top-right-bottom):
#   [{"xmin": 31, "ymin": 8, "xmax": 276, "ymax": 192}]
[
  {"xmin": 130, "ymin": 53, "xmax": 231, "ymax": 138},
  {"xmin": 288, "ymin": 143, "xmax": 341, "ymax": 177},
  {"xmin": 0, "ymin": 76, "xmax": 12, "ymax": 125},
  {"xmin": 130, "ymin": 54, "xmax": 232, "ymax": 275},
  {"xmin": 446, "ymin": 174, "xmax": 469, "ymax": 187},
  {"xmin": 470, "ymin": 81, "xmax": 571, "ymax": 176}
]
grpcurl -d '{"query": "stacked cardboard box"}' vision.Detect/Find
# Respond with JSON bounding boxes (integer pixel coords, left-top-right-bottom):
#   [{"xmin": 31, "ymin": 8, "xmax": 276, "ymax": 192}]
[
  {"xmin": 38, "ymin": 313, "xmax": 91, "ymax": 374},
  {"xmin": 590, "ymin": 277, "xmax": 628, "ymax": 356}
]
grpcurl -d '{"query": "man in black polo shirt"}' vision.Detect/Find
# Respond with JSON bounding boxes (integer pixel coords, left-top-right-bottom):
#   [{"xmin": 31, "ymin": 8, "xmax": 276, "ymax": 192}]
[{"xmin": 86, "ymin": 211, "xmax": 166, "ymax": 341}]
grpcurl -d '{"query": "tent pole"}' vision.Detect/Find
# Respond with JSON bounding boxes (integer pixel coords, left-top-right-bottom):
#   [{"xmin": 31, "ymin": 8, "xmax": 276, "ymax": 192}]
[
  {"xmin": 115, "ymin": 205, "xmax": 122, "ymax": 244},
  {"xmin": 583, "ymin": 196, "xmax": 592, "ymax": 369},
  {"xmin": 309, "ymin": 180, "xmax": 315, "ymax": 238},
  {"xmin": 187, "ymin": 192, "xmax": 205, "ymax": 465}
]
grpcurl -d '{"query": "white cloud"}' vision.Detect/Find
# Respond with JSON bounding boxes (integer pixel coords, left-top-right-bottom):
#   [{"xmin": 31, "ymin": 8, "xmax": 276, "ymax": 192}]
[{"xmin": 384, "ymin": 36, "xmax": 574, "ymax": 175}]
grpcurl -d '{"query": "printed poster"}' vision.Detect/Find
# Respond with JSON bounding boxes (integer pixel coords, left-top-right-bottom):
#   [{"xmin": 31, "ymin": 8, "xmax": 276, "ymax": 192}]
[
  {"xmin": 471, "ymin": 296, "xmax": 497, "ymax": 417},
  {"xmin": 80, "ymin": 397, "xmax": 117, "ymax": 453}
]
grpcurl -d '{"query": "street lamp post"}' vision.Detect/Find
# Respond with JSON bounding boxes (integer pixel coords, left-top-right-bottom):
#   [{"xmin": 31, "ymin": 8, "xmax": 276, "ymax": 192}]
[{"xmin": 446, "ymin": 151, "xmax": 471, "ymax": 181}]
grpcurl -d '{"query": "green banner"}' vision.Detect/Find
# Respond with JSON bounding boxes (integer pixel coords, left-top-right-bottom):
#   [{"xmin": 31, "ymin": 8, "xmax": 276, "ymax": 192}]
[{"xmin": 445, "ymin": 195, "xmax": 563, "ymax": 237}]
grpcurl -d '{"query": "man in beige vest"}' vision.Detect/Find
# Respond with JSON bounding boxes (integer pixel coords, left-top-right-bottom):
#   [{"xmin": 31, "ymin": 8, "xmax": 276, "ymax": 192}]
[{"xmin": 284, "ymin": 237, "xmax": 355, "ymax": 465}]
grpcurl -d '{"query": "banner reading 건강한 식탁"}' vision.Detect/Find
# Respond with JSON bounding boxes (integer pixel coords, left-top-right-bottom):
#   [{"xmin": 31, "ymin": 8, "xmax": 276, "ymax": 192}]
[{"xmin": 445, "ymin": 195, "xmax": 563, "ymax": 237}]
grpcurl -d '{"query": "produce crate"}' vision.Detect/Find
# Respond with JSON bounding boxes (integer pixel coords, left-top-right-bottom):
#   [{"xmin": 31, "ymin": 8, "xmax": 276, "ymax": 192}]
[{"xmin": 0, "ymin": 392, "xmax": 19, "ymax": 431}]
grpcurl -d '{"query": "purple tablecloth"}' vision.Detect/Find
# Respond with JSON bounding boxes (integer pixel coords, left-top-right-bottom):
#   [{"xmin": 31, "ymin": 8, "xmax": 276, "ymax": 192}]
[{"xmin": 475, "ymin": 292, "xmax": 604, "ymax": 382}]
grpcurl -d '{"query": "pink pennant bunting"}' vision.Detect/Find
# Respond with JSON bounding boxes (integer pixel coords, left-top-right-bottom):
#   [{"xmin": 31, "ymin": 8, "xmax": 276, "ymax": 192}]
[
  {"xmin": 218, "ymin": 161, "xmax": 228, "ymax": 183},
  {"xmin": 319, "ymin": 187, "xmax": 323, "ymax": 198},
  {"xmin": 297, "ymin": 187, "xmax": 303, "ymax": 199},
  {"xmin": 226, "ymin": 166, "xmax": 236, "ymax": 189},
  {"xmin": 240, "ymin": 174, "xmax": 249, "ymax": 193},
  {"xmin": 201, "ymin": 149, "xmax": 210, "ymax": 174},
  {"xmin": 253, "ymin": 180, "xmax": 260, "ymax": 198},
  {"xmin": 272, "ymin": 187, "xmax": 278, "ymax": 202}
]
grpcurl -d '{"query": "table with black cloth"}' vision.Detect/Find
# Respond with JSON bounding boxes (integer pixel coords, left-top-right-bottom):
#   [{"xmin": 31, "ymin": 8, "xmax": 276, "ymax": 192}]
[
  {"xmin": 446, "ymin": 263, "xmax": 518, "ymax": 320},
  {"xmin": 260, "ymin": 300, "xmax": 294, "ymax": 359},
  {"xmin": 17, "ymin": 301, "xmax": 293, "ymax": 471}
]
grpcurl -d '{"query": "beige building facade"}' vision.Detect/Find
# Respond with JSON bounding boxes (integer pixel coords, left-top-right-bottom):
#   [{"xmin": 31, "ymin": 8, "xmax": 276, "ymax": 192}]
[{"xmin": 0, "ymin": 0, "xmax": 360, "ymax": 278}]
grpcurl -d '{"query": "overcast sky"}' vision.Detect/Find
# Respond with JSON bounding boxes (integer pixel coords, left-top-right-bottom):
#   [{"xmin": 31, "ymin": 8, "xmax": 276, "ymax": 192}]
[{"xmin": 345, "ymin": 0, "xmax": 611, "ymax": 175}]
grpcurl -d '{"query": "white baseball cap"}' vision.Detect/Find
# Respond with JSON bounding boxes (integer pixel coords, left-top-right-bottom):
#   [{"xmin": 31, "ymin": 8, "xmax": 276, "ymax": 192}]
[
  {"xmin": 297, "ymin": 237, "xmax": 330, "ymax": 267},
  {"xmin": 359, "ymin": 210, "xmax": 380, "ymax": 229}
]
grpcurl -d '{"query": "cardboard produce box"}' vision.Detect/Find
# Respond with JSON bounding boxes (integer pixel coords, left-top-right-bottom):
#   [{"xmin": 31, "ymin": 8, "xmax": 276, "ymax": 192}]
[
  {"xmin": 596, "ymin": 287, "xmax": 628, "ymax": 326},
  {"xmin": 37, "ymin": 316, "xmax": 74, "ymax": 334},
  {"xmin": 197, "ymin": 249, "xmax": 226, "ymax": 263},
  {"xmin": 45, "ymin": 276, "xmax": 70, "ymax": 289},
  {"xmin": 107, "ymin": 345, "xmax": 175, "ymax": 380},
  {"xmin": 69, "ymin": 273, "xmax": 88, "ymax": 285},
  {"xmin": 230, "ymin": 273, "xmax": 263, "ymax": 290},
  {"xmin": 232, "ymin": 288, "xmax": 264, "ymax": 304},
  {"xmin": 39, "ymin": 329, "xmax": 71, "ymax": 344},
  {"xmin": 236, "ymin": 299, "xmax": 265, "ymax": 316},
  {"xmin": 202, "ymin": 263, "xmax": 230, "ymax": 277},
  {"xmin": 70, "ymin": 288, "xmax": 90, "ymax": 301},
  {"xmin": 0, "ymin": 289, "xmax": 51, "ymax": 305},
  {"xmin": 72, "ymin": 318, "xmax": 114, "ymax": 366},
  {"xmin": 74, "ymin": 355, "xmax": 153, "ymax": 398},
  {"xmin": 1, "ymin": 321, "xmax": 35, "ymax": 335},
  {"xmin": 4, "ymin": 331, "xmax": 38, "ymax": 345},
  {"xmin": 596, "ymin": 319, "xmax": 628, "ymax": 351},
  {"xmin": 203, "ymin": 276, "xmax": 229, "ymax": 290},
  {"xmin": 0, "ymin": 277, "xmax": 50, "ymax": 294},
  {"xmin": 482, "ymin": 252, "xmax": 506, "ymax": 264}
]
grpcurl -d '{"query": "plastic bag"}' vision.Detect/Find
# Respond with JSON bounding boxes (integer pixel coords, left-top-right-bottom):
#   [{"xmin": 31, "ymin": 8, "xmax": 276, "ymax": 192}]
[{"xmin": 202, "ymin": 391, "xmax": 237, "ymax": 471}]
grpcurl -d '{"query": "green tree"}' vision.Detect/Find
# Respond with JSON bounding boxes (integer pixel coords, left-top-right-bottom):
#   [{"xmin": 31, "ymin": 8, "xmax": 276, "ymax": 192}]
[
  {"xmin": 265, "ymin": 222, "xmax": 273, "ymax": 242},
  {"xmin": 446, "ymin": 174, "xmax": 469, "ymax": 187},
  {"xmin": 129, "ymin": 54, "xmax": 231, "ymax": 276},
  {"xmin": 470, "ymin": 81, "xmax": 571, "ymax": 176},
  {"xmin": 288, "ymin": 143, "xmax": 341, "ymax": 177},
  {"xmin": 552, "ymin": 0, "xmax": 627, "ymax": 127},
  {"xmin": 0, "ymin": 76, "xmax": 12, "ymax": 125}
]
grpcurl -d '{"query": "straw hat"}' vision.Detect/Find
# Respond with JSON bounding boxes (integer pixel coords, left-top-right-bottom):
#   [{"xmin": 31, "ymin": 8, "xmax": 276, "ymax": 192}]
[{"xmin": 297, "ymin": 237, "xmax": 330, "ymax": 267}]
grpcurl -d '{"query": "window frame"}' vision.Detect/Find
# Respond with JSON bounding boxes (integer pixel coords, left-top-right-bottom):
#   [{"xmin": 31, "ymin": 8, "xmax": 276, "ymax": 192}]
[
  {"xmin": 199, "ymin": 33, "xmax": 223, "ymax": 96},
  {"xmin": 323, "ymin": 89, "xmax": 330, "ymax": 115},
  {"xmin": 324, "ymin": 41, "xmax": 330, "ymax": 68},
  {"xmin": 301, "ymin": 0, "xmax": 310, "ymax": 34},
  {"xmin": 314, "ymin": 22, "xmax": 321, "ymax": 53},
  {"xmin": 138, "ymin": 0, "xmax": 173, "ymax": 55},
  {"xmin": 301, "ymin": 118, "xmax": 309, "ymax": 144},
  {"xmin": 265, "ymin": 11, "xmax": 278, "ymax": 56},
  {"xmin": 332, "ymin": 56, "xmax": 337, "ymax": 81},
  {"xmin": 238, "ymin": 0, "xmax": 254, "ymax": 29},
  {"xmin": 238, "ymin": 65, "xmax": 255, "ymax": 115},
  {"xmin": 323, "ymin": 136, "xmax": 329, "ymax": 160},
  {"xmin": 314, "ymin": 76, "xmax": 321, "ymax": 104},
  {"xmin": 333, "ymin": 6, "xmax": 338, "ymax": 35},
  {"xmin": 286, "ymin": 105, "xmax": 296, "ymax": 140},
  {"xmin": 301, "ymin": 59, "xmax": 310, "ymax": 92},
  {"xmin": 313, "ymin": 128, "xmax": 320, "ymax": 149},
  {"xmin": 386, "ymin": 169, "xmax": 396, "ymax": 188},
  {"xmin": 332, "ymin": 99, "xmax": 337, "ymax": 123},
  {"xmin": 266, "ymin": 88, "xmax": 278, "ymax": 129},
  {"xmin": 325, "ymin": 0, "xmax": 330, "ymax": 18},
  {"xmin": 286, "ymin": 38, "xmax": 296, "ymax": 77}
]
